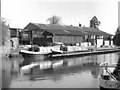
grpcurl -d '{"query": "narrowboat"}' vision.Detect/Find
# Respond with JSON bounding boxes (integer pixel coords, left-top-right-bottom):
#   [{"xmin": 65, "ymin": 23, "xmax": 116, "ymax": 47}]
[{"xmin": 19, "ymin": 44, "xmax": 64, "ymax": 66}]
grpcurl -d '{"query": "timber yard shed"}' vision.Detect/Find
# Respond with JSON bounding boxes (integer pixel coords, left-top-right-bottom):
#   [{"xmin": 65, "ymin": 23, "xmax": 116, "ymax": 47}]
[{"xmin": 21, "ymin": 23, "xmax": 112, "ymax": 46}]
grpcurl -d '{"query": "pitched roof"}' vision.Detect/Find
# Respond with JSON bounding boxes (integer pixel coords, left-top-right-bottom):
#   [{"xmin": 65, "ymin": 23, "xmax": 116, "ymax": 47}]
[
  {"xmin": 24, "ymin": 23, "xmax": 112, "ymax": 36},
  {"xmin": 81, "ymin": 27, "xmax": 113, "ymax": 36},
  {"xmin": 25, "ymin": 23, "xmax": 87, "ymax": 36}
]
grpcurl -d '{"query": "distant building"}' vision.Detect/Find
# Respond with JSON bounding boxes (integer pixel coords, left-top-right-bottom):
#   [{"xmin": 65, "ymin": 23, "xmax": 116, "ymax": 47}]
[
  {"xmin": 9, "ymin": 28, "xmax": 22, "ymax": 49},
  {"xmin": 20, "ymin": 23, "xmax": 113, "ymax": 47},
  {"xmin": 81, "ymin": 27, "xmax": 113, "ymax": 46}
]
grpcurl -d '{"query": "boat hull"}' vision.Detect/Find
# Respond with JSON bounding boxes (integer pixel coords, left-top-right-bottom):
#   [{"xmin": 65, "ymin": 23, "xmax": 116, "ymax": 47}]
[
  {"xmin": 99, "ymin": 78, "xmax": 120, "ymax": 90},
  {"xmin": 99, "ymin": 63, "xmax": 120, "ymax": 90},
  {"xmin": 100, "ymin": 86, "xmax": 119, "ymax": 90},
  {"xmin": 20, "ymin": 51, "xmax": 51, "ymax": 66},
  {"xmin": 21, "ymin": 52, "xmax": 49, "ymax": 60}
]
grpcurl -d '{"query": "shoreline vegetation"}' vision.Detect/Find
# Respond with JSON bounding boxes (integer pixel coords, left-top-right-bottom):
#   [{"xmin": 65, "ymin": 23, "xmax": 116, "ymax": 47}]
[
  {"xmin": 1, "ymin": 17, "xmax": 11, "ymax": 57},
  {"xmin": 0, "ymin": 45, "xmax": 10, "ymax": 57}
]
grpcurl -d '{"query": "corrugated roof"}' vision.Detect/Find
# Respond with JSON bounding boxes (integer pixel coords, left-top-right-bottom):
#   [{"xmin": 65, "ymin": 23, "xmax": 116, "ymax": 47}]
[
  {"xmin": 24, "ymin": 23, "xmax": 112, "ymax": 36},
  {"xmin": 45, "ymin": 29, "xmax": 88, "ymax": 36},
  {"xmin": 32, "ymin": 23, "xmax": 82, "ymax": 30},
  {"xmin": 45, "ymin": 29, "xmax": 71, "ymax": 35},
  {"xmin": 29, "ymin": 23, "xmax": 87, "ymax": 36}
]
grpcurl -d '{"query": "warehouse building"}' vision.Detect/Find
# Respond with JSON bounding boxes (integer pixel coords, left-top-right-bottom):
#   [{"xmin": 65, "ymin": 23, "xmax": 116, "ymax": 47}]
[{"xmin": 20, "ymin": 23, "xmax": 113, "ymax": 47}]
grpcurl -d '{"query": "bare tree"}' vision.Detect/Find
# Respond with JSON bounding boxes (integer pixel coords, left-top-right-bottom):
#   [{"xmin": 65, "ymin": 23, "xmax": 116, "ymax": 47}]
[
  {"xmin": 90, "ymin": 16, "xmax": 101, "ymax": 29},
  {"xmin": 1, "ymin": 17, "xmax": 10, "ymax": 45},
  {"xmin": 47, "ymin": 15, "xmax": 61, "ymax": 25}
]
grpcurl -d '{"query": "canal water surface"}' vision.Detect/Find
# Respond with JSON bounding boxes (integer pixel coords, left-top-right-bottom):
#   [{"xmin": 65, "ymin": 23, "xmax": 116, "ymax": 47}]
[{"xmin": 2, "ymin": 52, "xmax": 120, "ymax": 88}]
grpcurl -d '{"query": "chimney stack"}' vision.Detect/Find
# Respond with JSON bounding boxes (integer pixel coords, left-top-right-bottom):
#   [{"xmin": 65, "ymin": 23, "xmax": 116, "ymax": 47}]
[{"xmin": 79, "ymin": 23, "xmax": 81, "ymax": 27}]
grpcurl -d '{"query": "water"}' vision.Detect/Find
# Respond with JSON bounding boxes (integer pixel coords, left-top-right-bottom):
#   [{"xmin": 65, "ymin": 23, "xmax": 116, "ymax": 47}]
[{"xmin": 2, "ymin": 52, "xmax": 120, "ymax": 88}]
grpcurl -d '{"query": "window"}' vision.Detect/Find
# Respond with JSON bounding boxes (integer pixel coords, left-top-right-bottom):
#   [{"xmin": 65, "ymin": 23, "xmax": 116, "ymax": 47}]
[
  {"xmin": 97, "ymin": 35, "xmax": 103, "ymax": 39},
  {"xmin": 10, "ymin": 29, "xmax": 17, "ymax": 37},
  {"xmin": 90, "ymin": 35, "xmax": 94, "ymax": 39},
  {"xmin": 33, "ymin": 31, "xmax": 43, "ymax": 38},
  {"xmin": 85, "ymin": 35, "xmax": 88, "ymax": 39},
  {"xmin": 22, "ymin": 31, "xmax": 29, "ymax": 40}
]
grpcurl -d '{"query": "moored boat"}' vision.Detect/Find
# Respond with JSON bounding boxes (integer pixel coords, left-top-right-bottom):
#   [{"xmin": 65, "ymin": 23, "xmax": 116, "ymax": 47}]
[
  {"xmin": 20, "ymin": 45, "xmax": 50, "ymax": 59},
  {"xmin": 99, "ymin": 62, "xmax": 120, "ymax": 90},
  {"xmin": 19, "ymin": 45, "xmax": 64, "ymax": 66}
]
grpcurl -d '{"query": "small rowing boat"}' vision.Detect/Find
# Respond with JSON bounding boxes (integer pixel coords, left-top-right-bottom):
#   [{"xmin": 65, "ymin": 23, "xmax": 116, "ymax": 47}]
[{"xmin": 99, "ymin": 62, "xmax": 120, "ymax": 90}]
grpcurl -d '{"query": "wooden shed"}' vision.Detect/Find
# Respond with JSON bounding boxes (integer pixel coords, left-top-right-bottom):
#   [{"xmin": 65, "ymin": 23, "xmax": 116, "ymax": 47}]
[
  {"xmin": 23, "ymin": 23, "xmax": 86, "ymax": 46},
  {"xmin": 9, "ymin": 28, "xmax": 21, "ymax": 49},
  {"xmin": 21, "ymin": 23, "xmax": 113, "ymax": 47}
]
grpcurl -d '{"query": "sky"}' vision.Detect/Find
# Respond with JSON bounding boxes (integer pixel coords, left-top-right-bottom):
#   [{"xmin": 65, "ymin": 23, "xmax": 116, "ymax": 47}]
[
  {"xmin": 1, "ymin": 0, "xmax": 120, "ymax": 35},
  {"xmin": 118, "ymin": 1, "xmax": 120, "ymax": 26}
]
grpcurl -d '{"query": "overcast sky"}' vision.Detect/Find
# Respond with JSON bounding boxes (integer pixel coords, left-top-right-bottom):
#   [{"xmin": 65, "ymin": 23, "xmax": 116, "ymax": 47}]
[{"xmin": 1, "ymin": 0, "xmax": 119, "ymax": 34}]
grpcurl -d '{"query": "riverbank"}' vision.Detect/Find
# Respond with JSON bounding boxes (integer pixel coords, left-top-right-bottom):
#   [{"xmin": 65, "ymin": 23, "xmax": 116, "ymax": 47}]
[{"xmin": 52, "ymin": 47, "xmax": 120, "ymax": 59}]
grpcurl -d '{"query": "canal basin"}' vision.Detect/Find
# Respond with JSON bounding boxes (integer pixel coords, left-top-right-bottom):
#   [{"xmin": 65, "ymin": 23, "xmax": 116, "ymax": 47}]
[{"xmin": 2, "ymin": 52, "xmax": 120, "ymax": 88}]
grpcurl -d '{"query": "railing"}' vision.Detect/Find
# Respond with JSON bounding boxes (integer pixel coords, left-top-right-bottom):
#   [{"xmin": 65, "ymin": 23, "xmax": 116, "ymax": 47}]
[
  {"xmin": 106, "ymin": 68, "xmax": 117, "ymax": 82},
  {"xmin": 100, "ymin": 64, "xmax": 120, "ymax": 88}
]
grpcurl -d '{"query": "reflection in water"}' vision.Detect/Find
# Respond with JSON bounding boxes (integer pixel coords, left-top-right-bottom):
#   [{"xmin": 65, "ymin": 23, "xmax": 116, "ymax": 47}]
[
  {"xmin": 2, "ymin": 56, "xmax": 23, "ymax": 88},
  {"xmin": 91, "ymin": 67, "xmax": 100, "ymax": 78},
  {"xmin": 2, "ymin": 57, "xmax": 12, "ymax": 88},
  {"xmin": 2, "ymin": 52, "xmax": 120, "ymax": 88}
]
